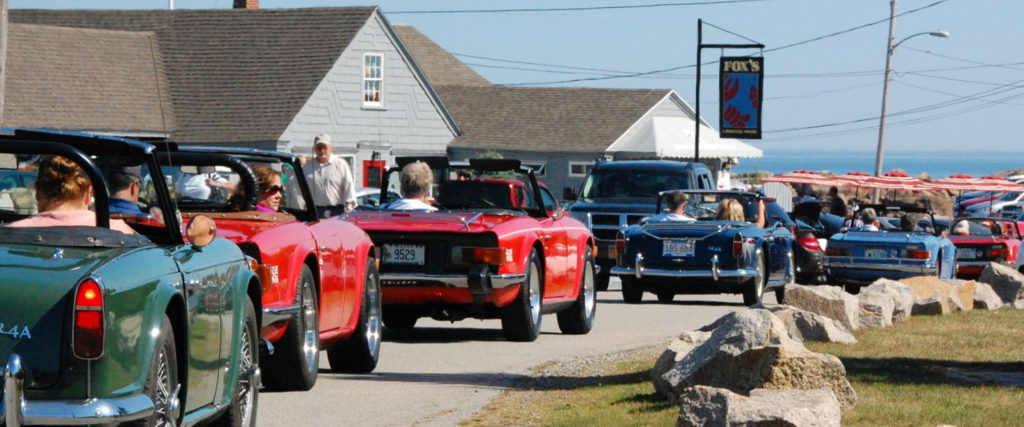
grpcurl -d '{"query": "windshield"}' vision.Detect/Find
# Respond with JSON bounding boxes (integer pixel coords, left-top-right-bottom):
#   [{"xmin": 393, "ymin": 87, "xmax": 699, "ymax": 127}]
[
  {"xmin": 663, "ymin": 192, "xmax": 760, "ymax": 222},
  {"xmin": 580, "ymin": 170, "xmax": 692, "ymax": 202},
  {"xmin": 382, "ymin": 165, "xmax": 538, "ymax": 213}
]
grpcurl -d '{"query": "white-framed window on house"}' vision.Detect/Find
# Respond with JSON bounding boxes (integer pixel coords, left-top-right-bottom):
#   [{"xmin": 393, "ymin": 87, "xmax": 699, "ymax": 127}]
[
  {"xmin": 568, "ymin": 161, "xmax": 594, "ymax": 178},
  {"xmin": 363, "ymin": 53, "xmax": 384, "ymax": 107},
  {"xmin": 521, "ymin": 161, "xmax": 546, "ymax": 177}
]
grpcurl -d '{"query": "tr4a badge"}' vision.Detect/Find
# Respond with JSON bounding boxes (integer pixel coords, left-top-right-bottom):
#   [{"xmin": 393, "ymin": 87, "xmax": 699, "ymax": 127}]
[{"xmin": 0, "ymin": 323, "xmax": 32, "ymax": 339}]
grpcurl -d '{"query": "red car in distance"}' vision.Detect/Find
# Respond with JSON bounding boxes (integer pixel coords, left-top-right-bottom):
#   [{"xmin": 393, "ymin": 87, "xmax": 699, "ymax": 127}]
[
  {"xmin": 346, "ymin": 157, "xmax": 597, "ymax": 342},
  {"xmin": 949, "ymin": 217, "xmax": 1024, "ymax": 278},
  {"xmin": 157, "ymin": 146, "xmax": 381, "ymax": 391}
]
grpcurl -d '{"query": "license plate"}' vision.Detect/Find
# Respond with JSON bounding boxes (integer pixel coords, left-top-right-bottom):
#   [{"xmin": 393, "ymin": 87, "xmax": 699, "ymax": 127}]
[
  {"xmin": 956, "ymin": 248, "xmax": 978, "ymax": 259},
  {"xmin": 663, "ymin": 239, "xmax": 695, "ymax": 257},
  {"xmin": 865, "ymin": 248, "xmax": 888, "ymax": 258},
  {"xmin": 383, "ymin": 244, "xmax": 425, "ymax": 265}
]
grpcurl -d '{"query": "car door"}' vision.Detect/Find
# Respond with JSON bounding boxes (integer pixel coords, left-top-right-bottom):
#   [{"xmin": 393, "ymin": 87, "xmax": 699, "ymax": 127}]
[
  {"xmin": 537, "ymin": 186, "xmax": 572, "ymax": 298},
  {"xmin": 172, "ymin": 240, "xmax": 233, "ymax": 410},
  {"xmin": 763, "ymin": 201, "xmax": 792, "ymax": 281}
]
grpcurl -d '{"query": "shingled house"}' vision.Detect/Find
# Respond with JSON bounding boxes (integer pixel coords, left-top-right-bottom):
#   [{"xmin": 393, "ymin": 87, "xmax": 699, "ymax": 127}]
[
  {"xmin": 11, "ymin": 6, "xmax": 460, "ymax": 186},
  {"xmin": 393, "ymin": 25, "xmax": 761, "ymax": 193}
]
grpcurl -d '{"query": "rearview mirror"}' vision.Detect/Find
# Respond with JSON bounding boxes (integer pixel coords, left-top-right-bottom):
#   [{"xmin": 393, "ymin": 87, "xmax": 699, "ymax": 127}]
[{"xmin": 186, "ymin": 215, "xmax": 217, "ymax": 248}]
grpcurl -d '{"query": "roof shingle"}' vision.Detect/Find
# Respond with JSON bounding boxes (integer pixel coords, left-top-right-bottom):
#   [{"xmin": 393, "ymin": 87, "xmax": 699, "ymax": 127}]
[{"xmin": 391, "ymin": 25, "xmax": 491, "ymax": 88}]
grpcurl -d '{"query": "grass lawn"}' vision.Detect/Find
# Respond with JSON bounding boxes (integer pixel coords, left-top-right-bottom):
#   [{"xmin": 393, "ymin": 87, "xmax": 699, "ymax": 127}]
[{"xmin": 464, "ymin": 309, "xmax": 1024, "ymax": 426}]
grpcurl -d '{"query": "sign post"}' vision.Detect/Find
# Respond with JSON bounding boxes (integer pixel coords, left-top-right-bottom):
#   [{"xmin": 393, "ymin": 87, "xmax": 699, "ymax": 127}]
[{"xmin": 694, "ymin": 19, "xmax": 764, "ymax": 162}]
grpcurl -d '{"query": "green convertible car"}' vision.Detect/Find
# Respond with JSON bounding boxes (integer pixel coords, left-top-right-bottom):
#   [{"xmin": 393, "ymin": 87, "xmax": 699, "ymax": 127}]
[{"xmin": 0, "ymin": 130, "xmax": 261, "ymax": 426}]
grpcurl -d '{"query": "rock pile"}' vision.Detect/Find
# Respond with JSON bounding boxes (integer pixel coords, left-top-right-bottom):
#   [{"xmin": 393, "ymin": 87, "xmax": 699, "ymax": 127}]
[{"xmin": 657, "ymin": 263, "xmax": 1024, "ymax": 425}]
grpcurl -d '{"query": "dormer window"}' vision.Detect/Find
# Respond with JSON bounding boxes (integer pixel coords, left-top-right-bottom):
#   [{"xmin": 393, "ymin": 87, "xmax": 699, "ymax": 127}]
[{"xmin": 363, "ymin": 53, "xmax": 383, "ymax": 108}]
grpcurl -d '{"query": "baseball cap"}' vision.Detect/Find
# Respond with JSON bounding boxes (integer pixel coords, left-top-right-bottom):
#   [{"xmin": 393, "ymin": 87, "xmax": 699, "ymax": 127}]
[{"xmin": 313, "ymin": 133, "xmax": 331, "ymax": 146}]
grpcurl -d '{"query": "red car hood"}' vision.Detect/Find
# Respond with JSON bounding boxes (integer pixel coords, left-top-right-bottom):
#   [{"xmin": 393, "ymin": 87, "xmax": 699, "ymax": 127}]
[{"xmin": 346, "ymin": 211, "xmax": 519, "ymax": 234}]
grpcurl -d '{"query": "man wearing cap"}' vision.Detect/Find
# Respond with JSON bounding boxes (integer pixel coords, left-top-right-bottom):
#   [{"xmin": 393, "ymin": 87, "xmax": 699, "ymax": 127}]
[
  {"xmin": 107, "ymin": 165, "xmax": 145, "ymax": 215},
  {"xmin": 303, "ymin": 133, "xmax": 356, "ymax": 218}
]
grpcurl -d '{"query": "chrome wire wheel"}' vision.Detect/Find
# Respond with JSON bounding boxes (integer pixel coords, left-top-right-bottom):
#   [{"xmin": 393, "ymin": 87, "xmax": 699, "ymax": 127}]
[
  {"xmin": 153, "ymin": 345, "xmax": 176, "ymax": 427},
  {"xmin": 528, "ymin": 260, "xmax": 542, "ymax": 325},
  {"xmin": 364, "ymin": 267, "xmax": 382, "ymax": 361},
  {"xmin": 581, "ymin": 260, "xmax": 596, "ymax": 319},
  {"xmin": 300, "ymin": 281, "xmax": 318, "ymax": 369},
  {"xmin": 236, "ymin": 320, "xmax": 256, "ymax": 427}
]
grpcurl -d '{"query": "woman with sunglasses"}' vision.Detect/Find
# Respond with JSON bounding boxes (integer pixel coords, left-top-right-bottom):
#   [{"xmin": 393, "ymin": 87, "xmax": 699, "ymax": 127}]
[{"xmin": 252, "ymin": 164, "xmax": 284, "ymax": 213}]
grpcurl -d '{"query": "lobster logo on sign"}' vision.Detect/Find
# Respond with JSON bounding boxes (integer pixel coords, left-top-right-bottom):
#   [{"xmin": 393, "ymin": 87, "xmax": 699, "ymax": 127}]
[{"xmin": 719, "ymin": 56, "xmax": 764, "ymax": 139}]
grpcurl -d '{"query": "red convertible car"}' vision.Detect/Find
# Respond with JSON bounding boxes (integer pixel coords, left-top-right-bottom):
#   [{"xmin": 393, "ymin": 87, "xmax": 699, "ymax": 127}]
[
  {"xmin": 345, "ymin": 157, "xmax": 597, "ymax": 341},
  {"xmin": 157, "ymin": 146, "xmax": 381, "ymax": 391},
  {"xmin": 950, "ymin": 217, "xmax": 1024, "ymax": 278}
]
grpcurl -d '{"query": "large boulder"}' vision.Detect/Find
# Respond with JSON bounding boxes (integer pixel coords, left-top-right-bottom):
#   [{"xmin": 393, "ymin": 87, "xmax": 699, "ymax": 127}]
[
  {"xmin": 659, "ymin": 309, "xmax": 857, "ymax": 410},
  {"xmin": 753, "ymin": 304, "xmax": 857, "ymax": 344},
  {"xmin": 677, "ymin": 386, "xmax": 841, "ymax": 427},
  {"xmin": 857, "ymin": 290, "xmax": 895, "ymax": 328},
  {"xmin": 899, "ymin": 276, "xmax": 955, "ymax": 299},
  {"xmin": 978, "ymin": 262, "xmax": 1024, "ymax": 304},
  {"xmin": 900, "ymin": 276, "xmax": 963, "ymax": 313},
  {"xmin": 652, "ymin": 330, "xmax": 713, "ymax": 398},
  {"xmin": 862, "ymin": 279, "xmax": 915, "ymax": 322},
  {"xmin": 912, "ymin": 294, "xmax": 952, "ymax": 315},
  {"xmin": 783, "ymin": 284, "xmax": 860, "ymax": 330},
  {"xmin": 973, "ymin": 282, "xmax": 1004, "ymax": 310}
]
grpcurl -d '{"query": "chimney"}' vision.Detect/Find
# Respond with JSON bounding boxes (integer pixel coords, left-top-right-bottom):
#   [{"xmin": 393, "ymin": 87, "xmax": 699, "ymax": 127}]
[{"xmin": 233, "ymin": 0, "xmax": 258, "ymax": 9}]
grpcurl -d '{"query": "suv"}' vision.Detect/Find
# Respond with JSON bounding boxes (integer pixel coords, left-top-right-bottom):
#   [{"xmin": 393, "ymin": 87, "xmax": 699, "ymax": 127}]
[{"xmin": 565, "ymin": 160, "xmax": 715, "ymax": 290}]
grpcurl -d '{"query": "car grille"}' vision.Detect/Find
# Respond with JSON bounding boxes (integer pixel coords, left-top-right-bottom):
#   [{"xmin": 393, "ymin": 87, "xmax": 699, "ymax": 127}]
[{"xmin": 591, "ymin": 213, "xmax": 648, "ymax": 241}]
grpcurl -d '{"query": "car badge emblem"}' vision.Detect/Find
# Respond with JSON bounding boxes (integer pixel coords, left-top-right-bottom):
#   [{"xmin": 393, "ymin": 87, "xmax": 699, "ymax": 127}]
[{"xmin": 0, "ymin": 323, "xmax": 32, "ymax": 340}]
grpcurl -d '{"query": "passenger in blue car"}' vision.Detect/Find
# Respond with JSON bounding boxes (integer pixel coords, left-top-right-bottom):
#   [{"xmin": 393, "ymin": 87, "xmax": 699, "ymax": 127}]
[
  {"xmin": 857, "ymin": 208, "xmax": 880, "ymax": 231},
  {"xmin": 716, "ymin": 198, "xmax": 745, "ymax": 221},
  {"xmin": 644, "ymin": 191, "xmax": 695, "ymax": 223}
]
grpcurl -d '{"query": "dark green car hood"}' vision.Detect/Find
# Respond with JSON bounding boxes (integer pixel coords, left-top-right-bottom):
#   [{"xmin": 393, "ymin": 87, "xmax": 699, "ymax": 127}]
[{"xmin": 0, "ymin": 242, "xmax": 140, "ymax": 389}]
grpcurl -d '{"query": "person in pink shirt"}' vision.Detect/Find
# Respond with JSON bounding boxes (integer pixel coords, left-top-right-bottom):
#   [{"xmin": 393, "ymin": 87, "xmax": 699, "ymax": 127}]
[
  {"xmin": 6, "ymin": 155, "xmax": 135, "ymax": 234},
  {"xmin": 252, "ymin": 165, "xmax": 283, "ymax": 213}
]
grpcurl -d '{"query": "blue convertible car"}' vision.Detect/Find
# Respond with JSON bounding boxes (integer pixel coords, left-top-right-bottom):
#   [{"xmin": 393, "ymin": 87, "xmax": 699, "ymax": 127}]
[
  {"xmin": 824, "ymin": 204, "xmax": 956, "ymax": 292},
  {"xmin": 610, "ymin": 190, "xmax": 795, "ymax": 305}
]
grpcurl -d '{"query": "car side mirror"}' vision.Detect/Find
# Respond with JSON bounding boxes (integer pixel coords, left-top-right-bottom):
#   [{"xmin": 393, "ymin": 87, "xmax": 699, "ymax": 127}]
[
  {"xmin": 186, "ymin": 214, "xmax": 217, "ymax": 248},
  {"xmin": 563, "ymin": 187, "xmax": 576, "ymax": 201}
]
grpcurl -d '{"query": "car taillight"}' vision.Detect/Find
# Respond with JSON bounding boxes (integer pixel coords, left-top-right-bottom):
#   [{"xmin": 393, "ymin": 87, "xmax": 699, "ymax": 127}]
[
  {"xmin": 825, "ymin": 247, "xmax": 850, "ymax": 256},
  {"xmin": 73, "ymin": 278, "xmax": 104, "ymax": 359},
  {"xmin": 615, "ymin": 232, "xmax": 626, "ymax": 256},
  {"xmin": 797, "ymin": 236, "xmax": 821, "ymax": 251},
  {"xmin": 904, "ymin": 249, "xmax": 931, "ymax": 259},
  {"xmin": 989, "ymin": 246, "xmax": 1010, "ymax": 259},
  {"xmin": 463, "ymin": 248, "xmax": 512, "ymax": 265},
  {"xmin": 733, "ymin": 234, "xmax": 744, "ymax": 257}
]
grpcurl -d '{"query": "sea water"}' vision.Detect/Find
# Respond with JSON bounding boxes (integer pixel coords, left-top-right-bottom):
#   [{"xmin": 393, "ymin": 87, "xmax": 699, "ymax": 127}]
[{"xmin": 731, "ymin": 150, "xmax": 1024, "ymax": 178}]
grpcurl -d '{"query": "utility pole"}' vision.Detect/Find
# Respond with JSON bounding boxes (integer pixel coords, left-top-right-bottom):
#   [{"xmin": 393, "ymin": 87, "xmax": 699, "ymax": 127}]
[
  {"xmin": 873, "ymin": 0, "xmax": 898, "ymax": 201},
  {"xmin": 0, "ymin": 0, "xmax": 8, "ymax": 126}
]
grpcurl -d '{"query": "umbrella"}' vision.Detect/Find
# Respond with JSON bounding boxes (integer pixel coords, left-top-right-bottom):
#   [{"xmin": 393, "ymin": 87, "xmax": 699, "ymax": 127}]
[
  {"xmin": 832, "ymin": 171, "xmax": 872, "ymax": 188},
  {"xmin": 760, "ymin": 170, "xmax": 833, "ymax": 186},
  {"xmin": 924, "ymin": 174, "xmax": 984, "ymax": 192},
  {"xmin": 863, "ymin": 170, "xmax": 929, "ymax": 191},
  {"xmin": 978, "ymin": 175, "xmax": 1024, "ymax": 192}
]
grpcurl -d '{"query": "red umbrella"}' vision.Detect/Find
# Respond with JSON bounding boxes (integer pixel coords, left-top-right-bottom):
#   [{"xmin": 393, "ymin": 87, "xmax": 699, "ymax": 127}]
[
  {"xmin": 978, "ymin": 175, "xmax": 1024, "ymax": 192},
  {"xmin": 864, "ymin": 170, "xmax": 929, "ymax": 191},
  {"xmin": 832, "ymin": 172, "xmax": 872, "ymax": 188},
  {"xmin": 760, "ymin": 170, "xmax": 833, "ymax": 186},
  {"xmin": 924, "ymin": 174, "xmax": 983, "ymax": 191}
]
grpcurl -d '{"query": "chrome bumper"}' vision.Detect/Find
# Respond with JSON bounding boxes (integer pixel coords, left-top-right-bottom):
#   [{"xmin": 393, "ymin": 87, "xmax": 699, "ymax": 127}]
[
  {"xmin": 379, "ymin": 272, "xmax": 526, "ymax": 288},
  {"xmin": 262, "ymin": 305, "xmax": 299, "ymax": 329},
  {"xmin": 610, "ymin": 254, "xmax": 757, "ymax": 281},
  {"xmin": 2, "ymin": 354, "xmax": 154, "ymax": 426},
  {"xmin": 824, "ymin": 259, "xmax": 936, "ymax": 274}
]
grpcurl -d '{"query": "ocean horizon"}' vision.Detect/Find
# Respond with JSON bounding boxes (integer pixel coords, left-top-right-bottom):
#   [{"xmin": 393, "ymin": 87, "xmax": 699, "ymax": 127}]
[{"xmin": 731, "ymin": 149, "xmax": 1024, "ymax": 179}]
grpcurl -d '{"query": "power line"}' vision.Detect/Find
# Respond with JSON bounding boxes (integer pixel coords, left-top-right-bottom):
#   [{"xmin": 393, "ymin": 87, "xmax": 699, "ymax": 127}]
[
  {"xmin": 895, "ymin": 80, "xmax": 1024, "ymax": 107},
  {"xmin": 387, "ymin": 0, "xmax": 768, "ymax": 15}
]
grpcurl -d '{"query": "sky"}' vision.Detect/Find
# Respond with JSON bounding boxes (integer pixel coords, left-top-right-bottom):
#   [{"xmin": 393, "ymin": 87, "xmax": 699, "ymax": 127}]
[{"xmin": 12, "ymin": 0, "xmax": 1024, "ymax": 155}]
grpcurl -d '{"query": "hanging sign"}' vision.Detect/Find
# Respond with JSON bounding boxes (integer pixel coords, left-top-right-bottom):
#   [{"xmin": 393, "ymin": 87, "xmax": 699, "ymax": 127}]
[{"xmin": 719, "ymin": 56, "xmax": 764, "ymax": 139}]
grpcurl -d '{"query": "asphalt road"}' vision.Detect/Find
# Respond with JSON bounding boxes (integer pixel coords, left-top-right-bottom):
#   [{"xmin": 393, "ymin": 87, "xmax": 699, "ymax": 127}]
[{"xmin": 256, "ymin": 278, "xmax": 772, "ymax": 426}]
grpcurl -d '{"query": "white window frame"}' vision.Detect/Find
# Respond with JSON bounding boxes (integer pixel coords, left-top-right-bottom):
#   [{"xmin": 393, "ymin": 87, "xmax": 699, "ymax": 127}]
[
  {"xmin": 568, "ymin": 161, "xmax": 594, "ymax": 178},
  {"xmin": 362, "ymin": 53, "xmax": 384, "ymax": 108},
  {"xmin": 521, "ymin": 160, "xmax": 547, "ymax": 177}
]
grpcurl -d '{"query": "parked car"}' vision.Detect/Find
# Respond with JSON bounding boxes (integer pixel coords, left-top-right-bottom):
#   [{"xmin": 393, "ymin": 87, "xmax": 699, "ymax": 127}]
[
  {"xmin": 155, "ymin": 146, "xmax": 381, "ymax": 391},
  {"xmin": 346, "ymin": 157, "xmax": 596, "ymax": 342},
  {"xmin": 824, "ymin": 205, "xmax": 956, "ymax": 292},
  {"xmin": 0, "ymin": 130, "xmax": 260, "ymax": 425},
  {"xmin": 565, "ymin": 160, "xmax": 716, "ymax": 291},
  {"xmin": 610, "ymin": 190, "xmax": 795, "ymax": 305},
  {"xmin": 964, "ymin": 191, "xmax": 1024, "ymax": 217},
  {"xmin": 788, "ymin": 199, "xmax": 845, "ymax": 284},
  {"xmin": 948, "ymin": 217, "xmax": 1024, "ymax": 278}
]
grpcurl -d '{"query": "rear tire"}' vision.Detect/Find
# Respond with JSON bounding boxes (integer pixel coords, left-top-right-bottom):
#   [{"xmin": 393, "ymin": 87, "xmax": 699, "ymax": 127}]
[
  {"xmin": 502, "ymin": 249, "xmax": 543, "ymax": 342},
  {"xmin": 742, "ymin": 254, "xmax": 767, "ymax": 306},
  {"xmin": 656, "ymin": 292, "xmax": 675, "ymax": 303},
  {"xmin": 260, "ymin": 265, "xmax": 319, "ymax": 391},
  {"xmin": 621, "ymin": 277, "xmax": 643, "ymax": 304},
  {"xmin": 328, "ymin": 259, "xmax": 382, "ymax": 373},
  {"xmin": 557, "ymin": 251, "xmax": 596, "ymax": 334},
  {"xmin": 216, "ymin": 298, "xmax": 259, "ymax": 427},
  {"xmin": 140, "ymin": 316, "xmax": 180, "ymax": 427},
  {"xmin": 595, "ymin": 268, "xmax": 610, "ymax": 292}
]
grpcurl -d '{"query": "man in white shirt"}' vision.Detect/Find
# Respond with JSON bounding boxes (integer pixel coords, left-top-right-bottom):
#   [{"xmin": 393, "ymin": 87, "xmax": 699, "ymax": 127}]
[
  {"xmin": 303, "ymin": 133, "xmax": 356, "ymax": 218},
  {"xmin": 644, "ymin": 191, "xmax": 696, "ymax": 223},
  {"xmin": 385, "ymin": 161, "xmax": 437, "ymax": 211},
  {"xmin": 178, "ymin": 166, "xmax": 234, "ymax": 201}
]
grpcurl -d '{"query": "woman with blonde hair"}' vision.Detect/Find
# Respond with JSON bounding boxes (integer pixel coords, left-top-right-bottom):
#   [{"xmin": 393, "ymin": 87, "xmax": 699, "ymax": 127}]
[
  {"xmin": 716, "ymin": 198, "xmax": 746, "ymax": 222},
  {"xmin": 7, "ymin": 155, "xmax": 135, "ymax": 234}
]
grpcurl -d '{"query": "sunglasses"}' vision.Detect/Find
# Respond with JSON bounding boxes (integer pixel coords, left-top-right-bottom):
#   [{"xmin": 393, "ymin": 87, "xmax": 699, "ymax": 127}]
[{"xmin": 266, "ymin": 185, "xmax": 285, "ymax": 195}]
